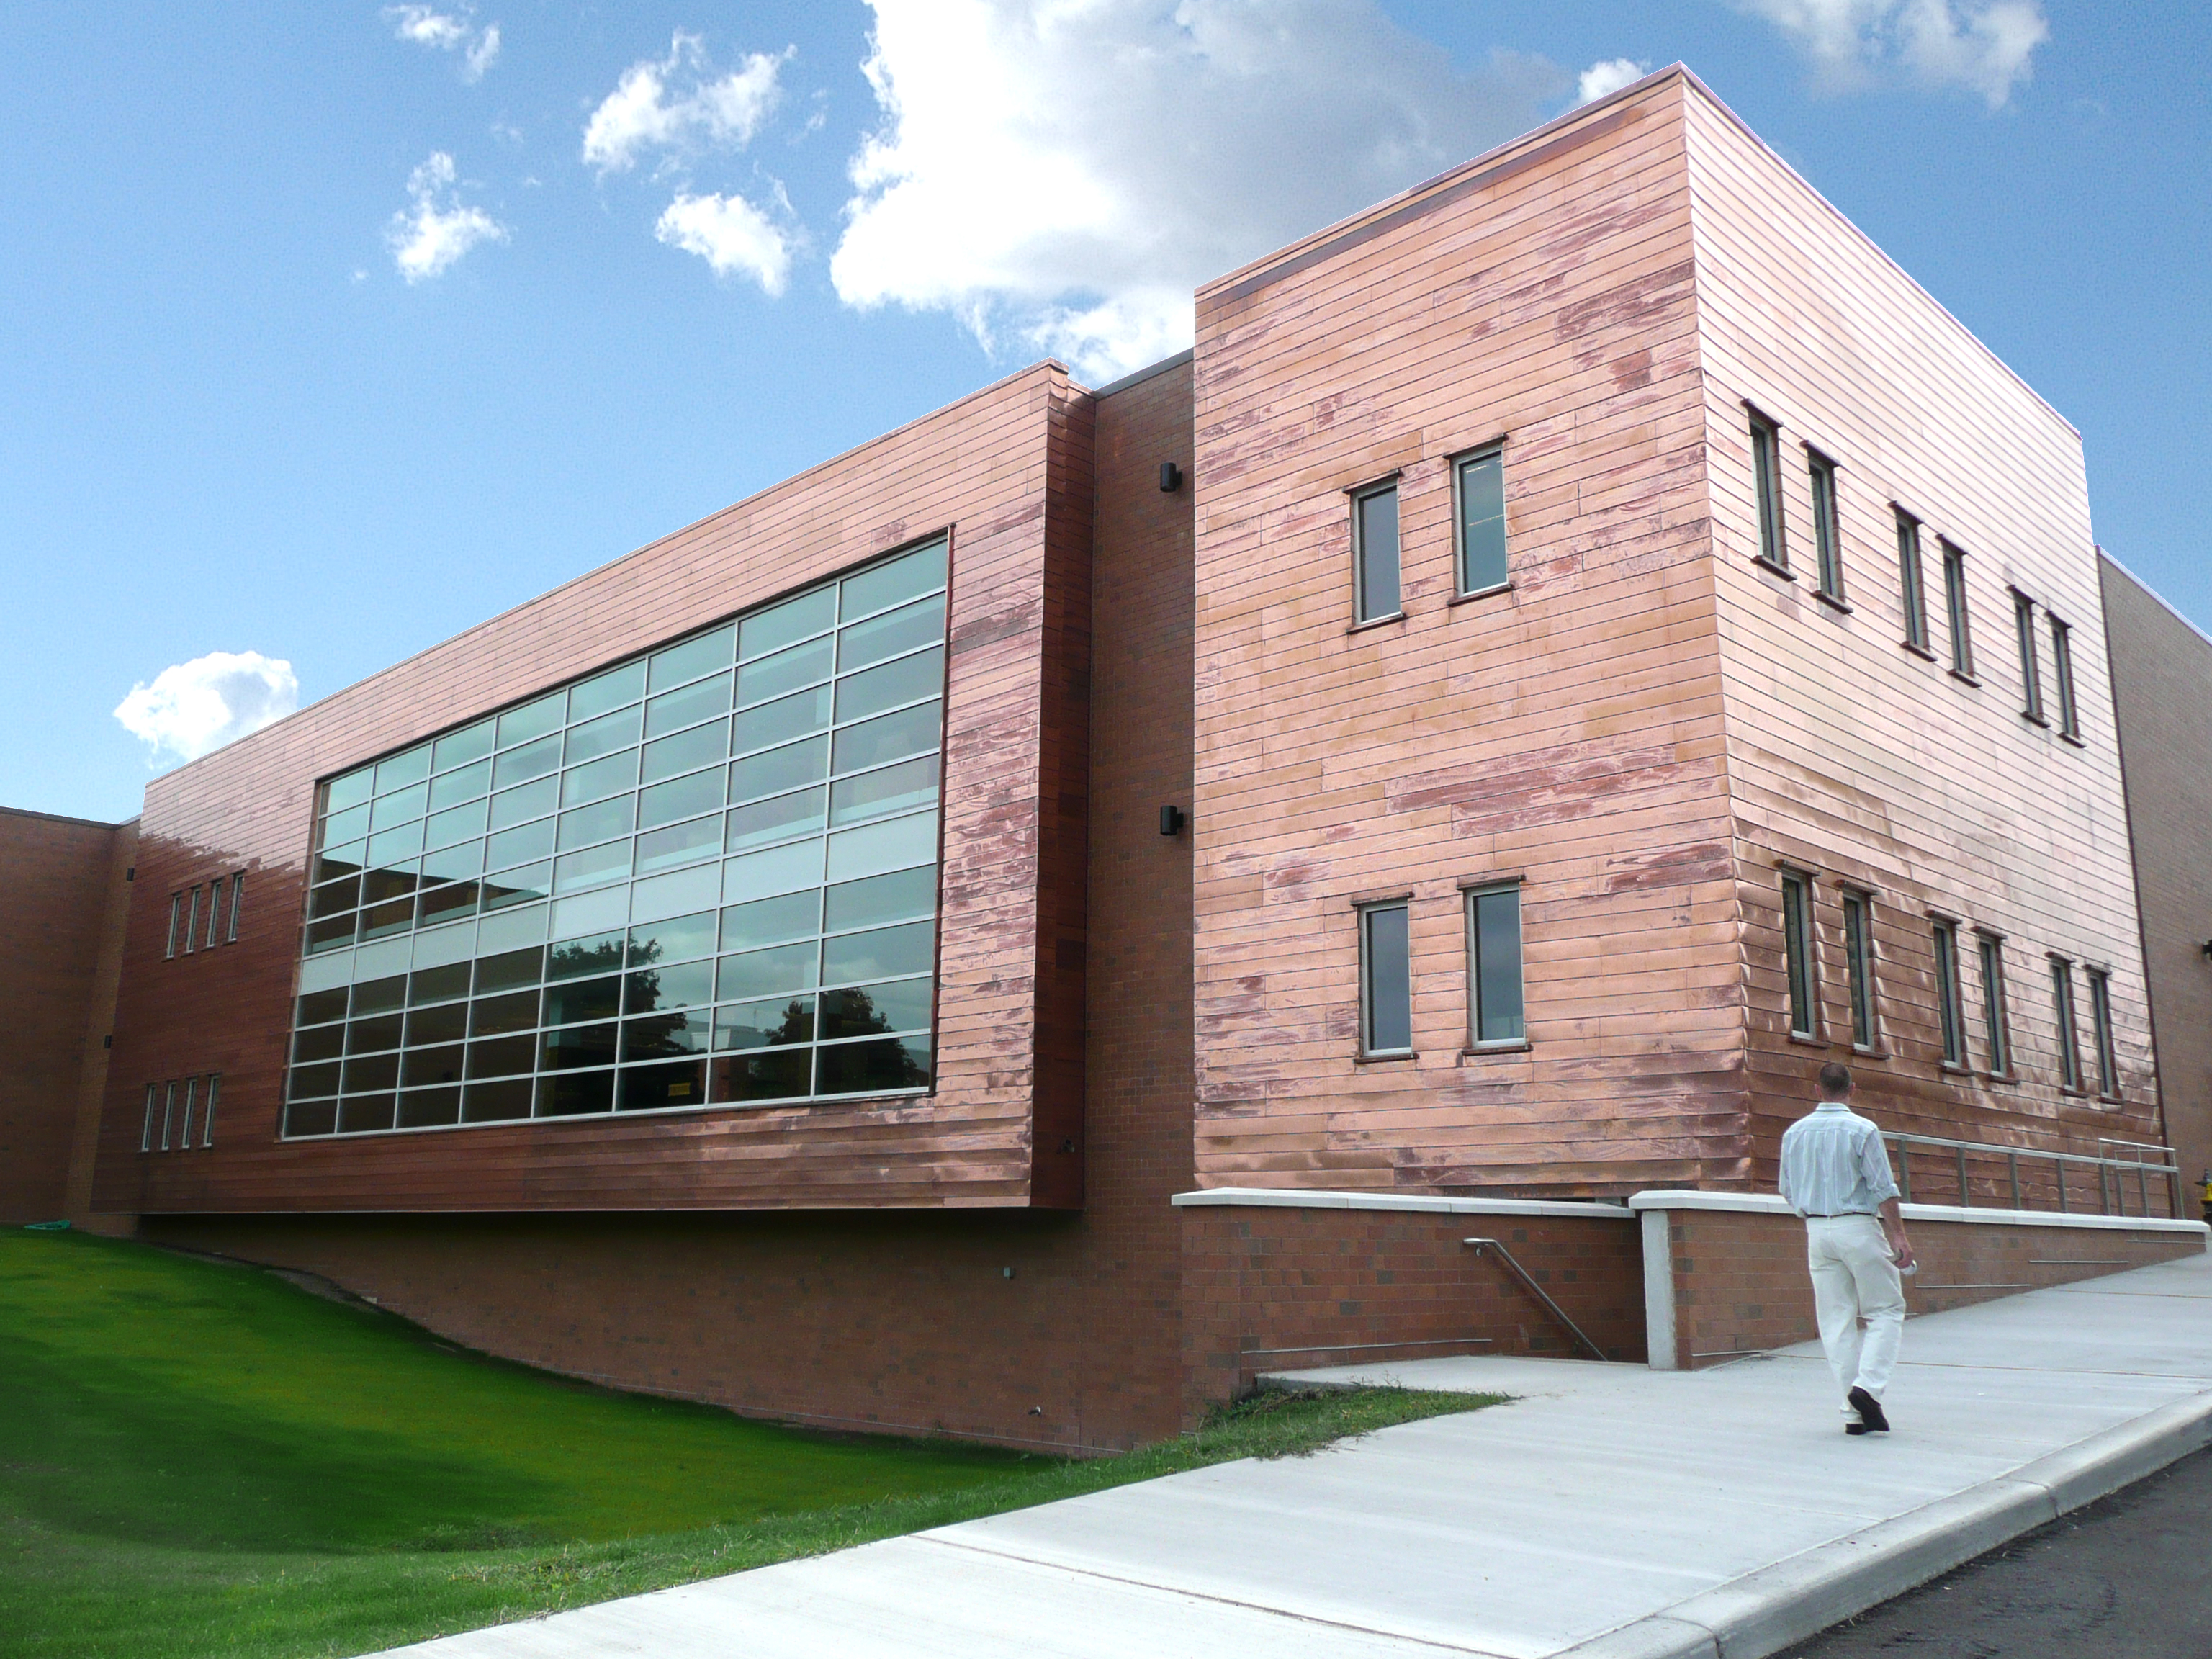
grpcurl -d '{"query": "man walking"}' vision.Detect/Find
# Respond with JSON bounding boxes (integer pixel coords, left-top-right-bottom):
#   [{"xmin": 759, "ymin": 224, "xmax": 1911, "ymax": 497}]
[{"xmin": 1779, "ymin": 1063, "xmax": 1915, "ymax": 1434}]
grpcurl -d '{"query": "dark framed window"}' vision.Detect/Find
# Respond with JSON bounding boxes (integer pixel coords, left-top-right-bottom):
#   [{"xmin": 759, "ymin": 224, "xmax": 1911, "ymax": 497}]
[
  {"xmin": 159, "ymin": 1080, "xmax": 177, "ymax": 1151},
  {"xmin": 2013, "ymin": 590, "xmax": 2044, "ymax": 722},
  {"xmin": 1808, "ymin": 450, "xmax": 1843, "ymax": 599},
  {"xmin": 2087, "ymin": 968, "xmax": 2119, "ymax": 1099},
  {"xmin": 182, "ymin": 886, "xmax": 200, "ymax": 954},
  {"xmin": 1781, "ymin": 870, "xmax": 1817, "ymax": 1038},
  {"xmin": 1465, "ymin": 883, "xmax": 1524, "ymax": 1047},
  {"xmin": 1352, "ymin": 480, "xmax": 1402, "ymax": 623},
  {"xmin": 1842, "ymin": 891, "xmax": 1876, "ymax": 1051},
  {"xmin": 1977, "ymin": 931, "xmax": 2010, "ymax": 1076},
  {"xmin": 201, "ymin": 1074, "xmax": 220, "ymax": 1147},
  {"xmin": 2050, "ymin": 616, "xmax": 2080, "ymax": 740},
  {"xmin": 1750, "ymin": 413, "xmax": 1786, "ymax": 571},
  {"xmin": 227, "ymin": 873, "xmax": 245, "ymax": 942},
  {"xmin": 179, "ymin": 1076, "xmax": 198, "ymax": 1146},
  {"xmin": 1933, "ymin": 920, "xmax": 1966, "ymax": 1066},
  {"xmin": 1942, "ymin": 540, "xmax": 1974, "ymax": 678},
  {"xmin": 1359, "ymin": 899, "xmax": 1412, "ymax": 1056},
  {"xmin": 139, "ymin": 1084, "xmax": 158, "ymax": 1152},
  {"xmin": 1455, "ymin": 447, "xmax": 1508, "ymax": 595},
  {"xmin": 2050, "ymin": 957, "xmax": 2082, "ymax": 1091},
  {"xmin": 1896, "ymin": 510, "xmax": 1928, "ymax": 651},
  {"xmin": 165, "ymin": 894, "xmax": 182, "ymax": 959},
  {"xmin": 205, "ymin": 877, "xmax": 225, "ymax": 948}
]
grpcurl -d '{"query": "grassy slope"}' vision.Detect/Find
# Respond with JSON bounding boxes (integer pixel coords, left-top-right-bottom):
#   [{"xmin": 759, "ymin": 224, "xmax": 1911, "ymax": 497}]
[{"xmin": 1, "ymin": 1231, "xmax": 1500, "ymax": 1659}]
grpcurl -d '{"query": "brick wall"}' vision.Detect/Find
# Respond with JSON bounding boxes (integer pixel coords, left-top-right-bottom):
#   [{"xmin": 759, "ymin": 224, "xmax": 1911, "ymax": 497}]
[
  {"xmin": 1180, "ymin": 1196, "xmax": 1645, "ymax": 1420},
  {"xmin": 0, "ymin": 809, "xmax": 125, "ymax": 1223}
]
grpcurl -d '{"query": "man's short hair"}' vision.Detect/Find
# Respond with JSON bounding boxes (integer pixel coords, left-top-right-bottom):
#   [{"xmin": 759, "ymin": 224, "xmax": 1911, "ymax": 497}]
[{"xmin": 1819, "ymin": 1061, "xmax": 1853, "ymax": 1095}]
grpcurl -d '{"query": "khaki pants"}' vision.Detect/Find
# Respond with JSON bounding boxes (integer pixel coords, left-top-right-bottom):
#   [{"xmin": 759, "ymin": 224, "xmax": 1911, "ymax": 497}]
[{"xmin": 1805, "ymin": 1214, "xmax": 1905, "ymax": 1403}]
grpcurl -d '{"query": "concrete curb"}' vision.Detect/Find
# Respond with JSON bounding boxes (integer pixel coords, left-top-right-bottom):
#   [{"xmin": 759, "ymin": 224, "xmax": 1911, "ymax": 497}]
[{"xmin": 1556, "ymin": 1389, "xmax": 2212, "ymax": 1659}]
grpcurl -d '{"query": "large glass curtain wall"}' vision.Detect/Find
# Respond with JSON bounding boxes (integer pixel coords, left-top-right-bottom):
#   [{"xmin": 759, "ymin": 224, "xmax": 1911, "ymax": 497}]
[{"xmin": 284, "ymin": 539, "xmax": 947, "ymax": 1138}]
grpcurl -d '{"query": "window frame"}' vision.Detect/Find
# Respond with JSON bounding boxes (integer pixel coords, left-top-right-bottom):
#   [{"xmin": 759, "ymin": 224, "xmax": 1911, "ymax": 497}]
[
  {"xmin": 1451, "ymin": 444, "xmax": 1510, "ymax": 598},
  {"xmin": 1357, "ymin": 897, "xmax": 1414, "ymax": 1058},
  {"xmin": 1349, "ymin": 477, "xmax": 1403, "ymax": 625},
  {"xmin": 182, "ymin": 885, "xmax": 201, "ymax": 954},
  {"xmin": 227, "ymin": 873, "xmax": 245, "ymax": 942},
  {"xmin": 165, "ymin": 894, "xmax": 182, "ymax": 960},
  {"xmin": 2049, "ymin": 956, "xmax": 2083, "ymax": 1092},
  {"xmin": 1807, "ymin": 448, "xmax": 1844, "ymax": 601},
  {"xmin": 1976, "ymin": 930, "xmax": 2011, "ymax": 1078},
  {"xmin": 201, "ymin": 1074, "xmax": 220, "ymax": 1146},
  {"xmin": 1941, "ymin": 539, "xmax": 1975, "ymax": 680},
  {"xmin": 206, "ymin": 876, "xmax": 225, "ymax": 948},
  {"xmin": 140, "ymin": 1083, "xmax": 158, "ymax": 1152},
  {"xmin": 1896, "ymin": 509, "xmax": 1930, "ymax": 652},
  {"xmin": 1748, "ymin": 411, "xmax": 1788, "ymax": 574},
  {"xmin": 2013, "ymin": 590, "xmax": 2045, "ymax": 724},
  {"xmin": 1780, "ymin": 868, "xmax": 1819, "ymax": 1040},
  {"xmin": 1932, "ymin": 918, "xmax": 1967, "ymax": 1068},
  {"xmin": 2050, "ymin": 614, "xmax": 2081, "ymax": 741},
  {"xmin": 1463, "ymin": 880, "xmax": 1526, "ymax": 1050},
  {"xmin": 2086, "ymin": 968, "xmax": 2120, "ymax": 1100},
  {"xmin": 159, "ymin": 1080, "xmax": 177, "ymax": 1151},
  {"xmin": 1841, "ymin": 889, "xmax": 1877, "ymax": 1052}
]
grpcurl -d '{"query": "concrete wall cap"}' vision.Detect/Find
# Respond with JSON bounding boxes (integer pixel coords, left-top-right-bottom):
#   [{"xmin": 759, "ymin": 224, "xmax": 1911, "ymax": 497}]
[
  {"xmin": 1627, "ymin": 1188, "xmax": 2209, "ymax": 1238},
  {"xmin": 1170, "ymin": 1187, "xmax": 1636, "ymax": 1221}
]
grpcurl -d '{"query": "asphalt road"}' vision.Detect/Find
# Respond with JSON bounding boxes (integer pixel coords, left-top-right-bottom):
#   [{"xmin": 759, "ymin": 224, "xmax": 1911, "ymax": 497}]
[{"xmin": 1783, "ymin": 1447, "xmax": 2212, "ymax": 1658}]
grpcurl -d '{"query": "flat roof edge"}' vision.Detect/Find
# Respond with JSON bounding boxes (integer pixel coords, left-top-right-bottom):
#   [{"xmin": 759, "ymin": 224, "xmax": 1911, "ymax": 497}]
[
  {"xmin": 1082, "ymin": 348, "xmax": 1194, "ymax": 400},
  {"xmin": 2098, "ymin": 547, "xmax": 2212, "ymax": 655}
]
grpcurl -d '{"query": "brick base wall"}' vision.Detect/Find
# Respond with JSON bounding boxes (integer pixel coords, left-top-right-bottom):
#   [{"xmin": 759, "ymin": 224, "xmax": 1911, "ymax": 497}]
[
  {"xmin": 1180, "ymin": 1200, "xmax": 1646, "ymax": 1421},
  {"xmin": 1655, "ymin": 1203, "xmax": 2207, "ymax": 1370}
]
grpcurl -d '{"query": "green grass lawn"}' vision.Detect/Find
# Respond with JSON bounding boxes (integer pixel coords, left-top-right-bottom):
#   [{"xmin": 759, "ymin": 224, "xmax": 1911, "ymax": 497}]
[{"xmin": 1, "ymin": 1228, "xmax": 1500, "ymax": 1659}]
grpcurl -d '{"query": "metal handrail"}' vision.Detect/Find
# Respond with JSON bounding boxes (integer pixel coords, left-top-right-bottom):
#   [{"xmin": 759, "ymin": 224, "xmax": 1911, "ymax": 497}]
[
  {"xmin": 1463, "ymin": 1237, "xmax": 1609, "ymax": 1361},
  {"xmin": 1881, "ymin": 1130, "xmax": 2181, "ymax": 1219}
]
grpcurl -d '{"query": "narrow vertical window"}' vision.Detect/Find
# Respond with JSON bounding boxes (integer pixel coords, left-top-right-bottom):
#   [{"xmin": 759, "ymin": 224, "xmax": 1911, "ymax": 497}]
[
  {"xmin": 1933, "ymin": 920, "xmax": 1966, "ymax": 1066},
  {"xmin": 1781, "ymin": 871, "xmax": 1817, "ymax": 1038},
  {"xmin": 2050, "ymin": 958, "xmax": 2082, "ymax": 1090},
  {"xmin": 1843, "ymin": 891, "xmax": 1876, "ymax": 1051},
  {"xmin": 1455, "ymin": 447, "xmax": 1508, "ymax": 595},
  {"xmin": 2013, "ymin": 591, "xmax": 2044, "ymax": 721},
  {"xmin": 1749, "ymin": 413, "xmax": 1786, "ymax": 571},
  {"xmin": 182, "ymin": 886, "xmax": 201, "ymax": 953},
  {"xmin": 1465, "ymin": 883, "xmax": 1524, "ymax": 1046},
  {"xmin": 1352, "ymin": 481, "xmax": 1401, "ymax": 623},
  {"xmin": 165, "ymin": 894, "xmax": 182, "ymax": 959},
  {"xmin": 179, "ymin": 1076, "xmax": 198, "ymax": 1146},
  {"xmin": 227, "ymin": 873, "xmax": 245, "ymax": 940},
  {"xmin": 1808, "ymin": 450, "xmax": 1843, "ymax": 599},
  {"xmin": 1977, "ymin": 932, "xmax": 2010, "ymax": 1076},
  {"xmin": 205, "ymin": 877, "xmax": 225, "ymax": 948},
  {"xmin": 1942, "ymin": 541, "xmax": 1974, "ymax": 678},
  {"xmin": 2087, "ymin": 970, "xmax": 2119, "ymax": 1099},
  {"xmin": 1897, "ymin": 510, "xmax": 1928, "ymax": 650},
  {"xmin": 159, "ymin": 1081, "xmax": 177, "ymax": 1151},
  {"xmin": 140, "ymin": 1084, "xmax": 158, "ymax": 1152},
  {"xmin": 2050, "ymin": 616, "xmax": 2080, "ymax": 740},
  {"xmin": 1359, "ymin": 900, "xmax": 1412, "ymax": 1055},
  {"xmin": 202, "ymin": 1074, "xmax": 220, "ymax": 1146}
]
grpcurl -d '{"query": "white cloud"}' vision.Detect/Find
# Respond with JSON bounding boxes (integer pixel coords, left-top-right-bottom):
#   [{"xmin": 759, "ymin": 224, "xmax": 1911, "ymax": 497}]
[
  {"xmin": 1577, "ymin": 58, "xmax": 1650, "ymax": 105},
  {"xmin": 385, "ymin": 4, "xmax": 501, "ymax": 81},
  {"xmin": 583, "ymin": 34, "xmax": 791, "ymax": 174},
  {"xmin": 386, "ymin": 151, "xmax": 508, "ymax": 283},
  {"xmin": 1734, "ymin": 0, "xmax": 2048, "ymax": 107},
  {"xmin": 114, "ymin": 651, "xmax": 299, "ymax": 767},
  {"xmin": 655, "ymin": 192, "xmax": 794, "ymax": 295},
  {"xmin": 830, "ymin": 0, "xmax": 1567, "ymax": 384}
]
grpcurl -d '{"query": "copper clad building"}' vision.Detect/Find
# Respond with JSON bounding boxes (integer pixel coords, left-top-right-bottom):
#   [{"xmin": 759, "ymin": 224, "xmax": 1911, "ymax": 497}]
[{"xmin": 9, "ymin": 70, "xmax": 2198, "ymax": 1449}]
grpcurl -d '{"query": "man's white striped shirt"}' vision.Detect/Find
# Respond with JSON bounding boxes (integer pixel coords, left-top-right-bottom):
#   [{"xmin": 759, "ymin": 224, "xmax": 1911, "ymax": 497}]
[{"xmin": 1779, "ymin": 1102, "xmax": 1899, "ymax": 1216}]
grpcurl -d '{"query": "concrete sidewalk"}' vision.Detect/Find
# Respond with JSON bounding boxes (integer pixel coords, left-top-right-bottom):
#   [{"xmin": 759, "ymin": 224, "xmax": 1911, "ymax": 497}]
[{"xmin": 385, "ymin": 1254, "xmax": 2212, "ymax": 1659}]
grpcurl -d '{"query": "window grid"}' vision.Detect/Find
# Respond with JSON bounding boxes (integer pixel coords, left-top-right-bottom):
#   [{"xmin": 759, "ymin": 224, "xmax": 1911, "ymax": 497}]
[
  {"xmin": 1809, "ymin": 450, "xmax": 1843, "ymax": 599},
  {"xmin": 284, "ymin": 540, "xmax": 948, "ymax": 1138},
  {"xmin": 1897, "ymin": 511, "xmax": 1928, "ymax": 650},
  {"xmin": 1942, "ymin": 541, "xmax": 1974, "ymax": 678},
  {"xmin": 1454, "ymin": 448, "xmax": 1508, "ymax": 595},
  {"xmin": 1781, "ymin": 871, "xmax": 1817, "ymax": 1038},
  {"xmin": 1933, "ymin": 920, "xmax": 1966, "ymax": 1066},
  {"xmin": 1465, "ymin": 883, "xmax": 1524, "ymax": 1047},
  {"xmin": 2050, "ymin": 958, "xmax": 2082, "ymax": 1091},
  {"xmin": 1842, "ymin": 891, "xmax": 1876, "ymax": 1051},
  {"xmin": 1750, "ymin": 414, "xmax": 1786, "ymax": 570},
  {"xmin": 2013, "ymin": 591, "xmax": 2044, "ymax": 722},
  {"xmin": 1359, "ymin": 901, "xmax": 1412, "ymax": 1056},
  {"xmin": 1352, "ymin": 481, "xmax": 1402, "ymax": 623},
  {"xmin": 2050, "ymin": 616, "xmax": 2080, "ymax": 740},
  {"xmin": 1977, "ymin": 932, "xmax": 2010, "ymax": 1076},
  {"xmin": 139, "ymin": 1074, "xmax": 220, "ymax": 1152},
  {"xmin": 2087, "ymin": 968, "xmax": 2120, "ymax": 1100}
]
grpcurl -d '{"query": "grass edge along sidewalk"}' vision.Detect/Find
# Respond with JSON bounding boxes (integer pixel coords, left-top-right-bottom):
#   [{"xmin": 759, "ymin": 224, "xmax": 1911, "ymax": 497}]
[{"xmin": 1, "ymin": 1228, "xmax": 1502, "ymax": 1659}]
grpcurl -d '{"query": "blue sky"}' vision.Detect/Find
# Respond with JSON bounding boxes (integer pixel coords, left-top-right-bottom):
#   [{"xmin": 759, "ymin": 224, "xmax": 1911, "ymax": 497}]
[{"xmin": 4, "ymin": 1, "xmax": 2205, "ymax": 822}]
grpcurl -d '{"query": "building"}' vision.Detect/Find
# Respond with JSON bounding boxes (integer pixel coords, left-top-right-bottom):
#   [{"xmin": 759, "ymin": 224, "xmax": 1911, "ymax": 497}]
[{"xmin": 8, "ymin": 68, "xmax": 2195, "ymax": 1449}]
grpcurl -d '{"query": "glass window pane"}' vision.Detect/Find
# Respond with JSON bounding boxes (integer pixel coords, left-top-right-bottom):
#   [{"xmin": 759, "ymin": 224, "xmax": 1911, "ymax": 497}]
[
  {"xmin": 361, "ymin": 864, "xmax": 419, "ymax": 907},
  {"xmin": 839, "ymin": 596, "xmax": 946, "ymax": 674},
  {"xmin": 297, "ymin": 986, "xmax": 350, "ymax": 1025},
  {"xmin": 830, "ymin": 755, "xmax": 940, "ymax": 827},
  {"xmin": 739, "ymin": 588, "xmax": 835, "ymax": 661},
  {"xmin": 405, "ymin": 1000, "xmax": 469, "ymax": 1046},
  {"xmin": 536, "ymin": 1069, "xmax": 616, "ymax": 1117},
  {"xmin": 711, "ymin": 1046, "xmax": 812, "ymax": 1104},
  {"xmin": 347, "ymin": 1012, "xmax": 405, "ymax": 1053},
  {"xmin": 488, "ymin": 773, "xmax": 559, "ymax": 832},
  {"xmin": 424, "ymin": 796, "xmax": 490, "ymax": 849},
  {"xmin": 417, "ymin": 880, "xmax": 480, "ymax": 927},
  {"xmin": 359, "ymin": 896, "xmax": 416, "ymax": 943},
  {"xmin": 637, "ymin": 813, "xmax": 724, "ymax": 875},
  {"xmin": 820, "ymin": 978, "xmax": 932, "ymax": 1040},
  {"xmin": 842, "ymin": 541, "xmax": 947, "ymax": 620},
  {"xmin": 289, "ymin": 1061, "xmax": 343, "ymax": 1100},
  {"xmin": 730, "ymin": 735, "xmax": 829, "ymax": 806},
  {"xmin": 314, "ymin": 840, "xmax": 367, "ymax": 885},
  {"xmin": 737, "ymin": 636, "xmax": 834, "ymax": 708},
  {"xmin": 1472, "ymin": 889, "xmax": 1524, "ymax": 1044},
  {"xmin": 724, "ymin": 786, "xmax": 822, "ymax": 852},
  {"xmin": 467, "ymin": 1033, "xmax": 538, "ymax": 1080},
  {"xmin": 721, "ymin": 889, "xmax": 821, "ymax": 951},
  {"xmin": 493, "ymin": 733, "xmax": 563, "ymax": 790},
  {"xmin": 461, "ymin": 1077, "xmax": 534, "ymax": 1123},
  {"xmin": 541, "ymin": 1022, "xmax": 619, "ymax": 1071},
  {"xmin": 326, "ymin": 767, "xmax": 376, "ymax": 814},
  {"xmin": 400, "ymin": 1043, "xmax": 466, "ymax": 1089},
  {"xmin": 629, "ymin": 909, "xmax": 717, "ymax": 966},
  {"xmin": 351, "ymin": 974, "xmax": 408, "ymax": 1016},
  {"xmin": 836, "ymin": 646, "xmax": 943, "ymax": 726},
  {"xmin": 323, "ymin": 802, "xmax": 372, "ymax": 848},
  {"xmin": 470, "ymin": 990, "xmax": 540, "ymax": 1037},
  {"xmin": 480, "ymin": 862, "xmax": 550, "ymax": 912},
  {"xmin": 343, "ymin": 1052, "xmax": 401, "ymax": 1093},
  {"xmin": 825, "ymin": 865, "xmax": 937, "ymax": 933},
  {"xmin": 641, "ymin": 767, "xmax": 725, "ymax": 831},
  {"xmin": 621, "ymin": 1009, "xmax": 713, "ymax": 1061},
  {"xmin": 292, "ymin": 1024, "xmax": 346, "ymax": 1064},
  {"xmin": 554, "ymin": 840, "xmax": 631, "ymax": 894},
  {"xmin": 474, "ymin": 947, "xmax": 544, "ymax": 994},
  {"xmin": 432, "ymin": 720, "xmax": 495, "ymax": 775},
  {"xmin": 568, "ymin": 660, "xmax": 646, "ymax": 725},
  {"xmin": 1356, "ymin": 487, "xmax": 1401, "ymax": 621},
  {"xmin": 832, "ymin": 701, "xmax": 940, "ymax": 775},
  {"xmin": 410, "ymin": 961, "xmax": 472, "ymax": 1004},
  {"xmin": 367, "ymin": 822, "xmax": 426, "ymax": 867},
  {"xmin": 717, "ymin": 941, "xmax": 817, "ymax": 1002},
  {"xmin": 548, "ymin": 932, "xmax": 625, "ymax": 981},
  {"xmin": 309, "ymin": 877, "xmax": 360, "ymax": 920},
  {"xmin": 1362, "ymin": 903, "xmax": 1411, "ymax": 1052},
  {"xmin": 645, "ymin": 672, "xmax": 733, "ymax": 740},
  {"xmin": 558, "ymin": 794, "xmax": 637, "ymax": 852},
  {"xmin": 625, "ymin": 958, "xmax": 714, "ymax": 1015},
  {"xmin": 487, "ymin": 817, "xmax": 557, "ymax": 871},
  {"xmin": 618, "ymin": 1058, "xmax": 709, "ymax": 1111},
  {"xmin": 338, "ymin": 1095, "xmax": 399, "ymax": 1134},
  {"xmin": 565, "ymin": 705, "xmax": 643, "ymax": 768},
  {"xmin": 1457, "ymin": 452, "xmax": 1507, "ymax": 593},
  {"xmin": 375, "ymin": 747, "xmax": 432, "ymax": 795},
  {"xmin": 714, "ymin": 994, "xmax": 814, "ymax": 1049},
  {"xmin": 817, "ymin": 1035, "xmax": 931, "ymax": 1095},
  {"xmin": 822, "ymin": 920, "xmax": 935, "ymax": 986},
  {"xmin": 285, "ymin": 1099, "xmax": 339, "ymax": 1136},
  {"xmin": 732, "ymin": 685, "xmax": 831, "ymax": 756},
  {"xmin": 649, "ymin": 626, "xmax": 734, "ymax": 693},
  {"xmin": 371, "ymin": 781, "xmax": 429, "ymax": 832},
  {"xmin": 422, "ymin": 842, "xmax": 483, "ymax": 886},
  {"xmin": 824, "ymin": 811, "xmax": 934, "ymax": 883},
  {"xmin": 542, "ymin": 976, "xmax": 622, "ymax": 1026},
  {"xmin": 561, "ymin": 748, "xmax": 640, "ymax": 809},
  {"xmin": 498, "ymin": 693, "xmax": 565, "ymax": 750},
  {"xmin": 642, "ymin": 719, "xmax": 729, "ymax": 784}
]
